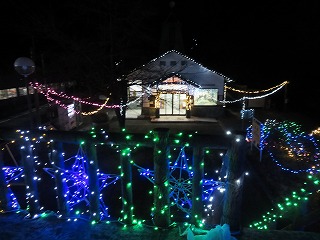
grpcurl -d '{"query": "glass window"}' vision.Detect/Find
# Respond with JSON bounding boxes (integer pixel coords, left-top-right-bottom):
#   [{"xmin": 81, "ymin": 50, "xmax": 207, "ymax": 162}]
[
  {"xmin": 194, "ymin": 88, "xmax": 218, "ymax": 106},
  {"xmin": 19, "ymin": 87, "xmax": 27, "ymax": 96},
  {"xmin": 7, "ymin": 88, "xmax": 17, "ymax": 98},
  {"xmin": 0, "ymin": 89, "xmax": 8, "ymax": 100},
  {"xmin": 129, "ymin": 85, "xmax": 142, "ymax": 99},
  {"xmin": 28, "ymin": 86, "xmax": 34, "ymax": 94},
  {"xmin": 0, "ymin": 89, "xmax": 17, "ymax": 99}
]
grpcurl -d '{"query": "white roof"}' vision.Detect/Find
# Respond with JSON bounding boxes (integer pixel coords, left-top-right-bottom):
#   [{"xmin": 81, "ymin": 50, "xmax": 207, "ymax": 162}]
[{"xmin": 123, "ymin": 50, "xmax": 233, "ymax": 94}]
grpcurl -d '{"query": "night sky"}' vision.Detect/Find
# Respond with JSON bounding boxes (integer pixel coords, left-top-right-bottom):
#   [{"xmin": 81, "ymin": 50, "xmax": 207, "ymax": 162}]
[{"xmin": 1, "ymin": 1, "xmax": 320, "ymax": 113}]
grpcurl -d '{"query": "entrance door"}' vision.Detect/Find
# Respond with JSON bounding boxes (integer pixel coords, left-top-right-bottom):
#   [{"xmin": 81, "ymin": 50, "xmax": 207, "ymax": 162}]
[{"xmin": 159, "ymin": 93, "xmax": 186, "ymax": 115}]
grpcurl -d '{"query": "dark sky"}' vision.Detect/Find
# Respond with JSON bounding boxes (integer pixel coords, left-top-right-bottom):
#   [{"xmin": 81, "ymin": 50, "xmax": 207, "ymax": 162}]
[
  {"xmin": 1, "ymin": 1, "xmax": 320, "ymax": 108},
  {"xmin": 175, "ymin": 1, "xmax": 320, "ymax": 86}
]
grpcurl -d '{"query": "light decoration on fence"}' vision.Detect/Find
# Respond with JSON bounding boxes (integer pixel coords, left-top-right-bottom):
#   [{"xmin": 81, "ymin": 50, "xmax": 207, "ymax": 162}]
[
  {"xmin": 1, "ymin": 133, "xmax": 54, "ymax": 216},
  {"xmin": 246, "ymin": 119, "xmax": 320, "ymax": 229},
  {"xmin": 17, "ymin": 130, "xmax": 44, "ymax": 218},
  {"xmin": 0, "ymin": 126, "xmax": 266, "ymax": 230},
  {"xmin": 249, "ymin": 173, "xmax": 319, "ymax": 230},
  {"xmin": 86, "ymin": 128, "xmax": 232, "ymax": 228},
  {"xmin": 1, "ymin": 166, "xmax": 24, "ymax": 211},
  {"xmin": 43, "ymin": 145, "xmax": 120, "ymax": 221},
  {"xmin": 137, "ymin": 147, "xmax": 225, "ymax": 220},
  {"xmin": 138, "ymin": 147, "xmax": 193, "ymax": 215},
  {"xmin": 2, "ymin": 166, "xmax": 24, "ymax": 183},
  {"xmin": 202, "ymin": 179, "xmax": 226, "ymax": 201}
]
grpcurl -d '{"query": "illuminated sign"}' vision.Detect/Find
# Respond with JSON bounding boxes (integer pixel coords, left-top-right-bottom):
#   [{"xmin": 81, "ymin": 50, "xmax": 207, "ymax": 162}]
[{"xmin": 67, "ymin": 103, "xmax": 75, "ymax": 118}]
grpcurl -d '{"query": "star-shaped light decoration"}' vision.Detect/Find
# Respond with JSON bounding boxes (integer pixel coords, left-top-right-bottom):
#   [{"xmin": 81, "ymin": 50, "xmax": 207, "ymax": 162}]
[
  {"xmin": 137, "ymin": 147, "xmax": 223, "ymax": 216},
  {"xmin": 202, "ymin": 179, "xmax": 225, "ymax": 202},
  {"xmin": 1, "ymin": 166, "xmax": 24, "ymax": 211},
  {"xmin": 3, "ymin": 166, "xmax": 24, "ymax": 183},
  {"xmin": 43, "ymin": 145, "xmax": 120, "ymax": 220}
]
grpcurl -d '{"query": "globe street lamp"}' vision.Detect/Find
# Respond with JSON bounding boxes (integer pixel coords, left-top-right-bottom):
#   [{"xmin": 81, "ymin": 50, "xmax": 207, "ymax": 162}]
[{"xmin": 14, "ymin": 57, "xmax": 36, "ymax": 128}]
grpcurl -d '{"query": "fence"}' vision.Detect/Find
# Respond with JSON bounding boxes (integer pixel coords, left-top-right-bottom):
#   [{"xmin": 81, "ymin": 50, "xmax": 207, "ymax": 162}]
[{"xmin": 0, "ymin": 127, "xmax": 247, "ymax": 231}]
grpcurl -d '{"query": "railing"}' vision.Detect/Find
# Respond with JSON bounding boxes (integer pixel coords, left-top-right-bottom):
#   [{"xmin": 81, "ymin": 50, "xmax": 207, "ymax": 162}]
[{"xmin": 0, "ymin": 127, "xmax": 246, "ymax": 232}]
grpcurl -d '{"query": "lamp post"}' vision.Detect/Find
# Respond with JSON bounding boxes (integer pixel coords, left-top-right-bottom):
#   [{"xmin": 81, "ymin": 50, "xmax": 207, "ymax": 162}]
[{"xmin": 14, "ymin": 57, "xmax": 35, "ymax": 128}]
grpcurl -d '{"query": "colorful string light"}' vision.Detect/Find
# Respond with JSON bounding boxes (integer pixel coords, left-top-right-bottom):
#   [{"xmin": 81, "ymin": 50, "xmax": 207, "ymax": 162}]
[
  {"xmin": 246, "ymin": 119, "xmax": 320, "ymax": 230},
  {"xmin": 43, "ymin": 145, "xmax": 120, "ymax": 221}
]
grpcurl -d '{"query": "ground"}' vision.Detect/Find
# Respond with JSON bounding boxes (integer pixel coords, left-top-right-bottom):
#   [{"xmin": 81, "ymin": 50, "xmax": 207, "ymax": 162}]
[{"xmin": 1, "ymin": 211, "xmax": 320, "ymax": 240}]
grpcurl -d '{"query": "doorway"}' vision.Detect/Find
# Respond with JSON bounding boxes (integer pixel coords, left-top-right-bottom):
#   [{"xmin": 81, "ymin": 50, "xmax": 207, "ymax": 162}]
[{"xmin": 159, "ymin": 93, "xmax": 186, "ymax": 115}]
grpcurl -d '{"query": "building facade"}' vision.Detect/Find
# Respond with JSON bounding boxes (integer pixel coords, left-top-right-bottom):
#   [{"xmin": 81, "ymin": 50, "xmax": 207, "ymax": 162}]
[{"xmin": 124, "ymin": 50, "xmax": 233, "ymax": 119}]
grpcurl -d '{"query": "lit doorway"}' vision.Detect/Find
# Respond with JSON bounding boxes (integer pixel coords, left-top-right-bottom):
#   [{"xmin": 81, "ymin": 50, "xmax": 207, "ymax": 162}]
[{"xmin": 159, "ymin": 93, "xmax": 186, "ymax": 115}]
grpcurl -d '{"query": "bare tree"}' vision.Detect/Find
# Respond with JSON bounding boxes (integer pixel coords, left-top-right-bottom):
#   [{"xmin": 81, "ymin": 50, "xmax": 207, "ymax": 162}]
[{"xmin": 2, "ymin": 1, "xmax": 161, "ymax": 94}]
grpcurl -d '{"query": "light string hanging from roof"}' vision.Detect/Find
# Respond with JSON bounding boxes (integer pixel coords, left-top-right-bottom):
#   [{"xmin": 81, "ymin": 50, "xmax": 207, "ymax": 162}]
[
  {"xmin": 31, "ymin": 82, "xmax": 111, "ymax": 108},
  {"xmin": 226, "ymin": 81, "xmax": 289, "ymax": 94},
  {"xmin": 31, "ymin": 82, "xmax": 123, "ymax": 116},
  {"xmin": 32, "ymin": 81, "xmax": 147, "ymax": 112},
  {"xmin": 31, "ymin": 76, "xmax": 288, "ymax": 115},
  {"xmin": 221, "ymin": 81, "xmax": 288, "ymax": 104}
]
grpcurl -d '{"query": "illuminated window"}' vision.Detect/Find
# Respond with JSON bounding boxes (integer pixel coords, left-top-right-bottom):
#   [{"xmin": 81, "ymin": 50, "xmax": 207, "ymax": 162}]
[
  {"xmin": 194, "ymin": 88, "xmax": 218, "ymax": 106},
  {"xmin": 7, "ymin": 88, "xmax": 17, "ymax": 98},
  {"xmin": 0, "ymin": 88, "xmax": 17, "ymax": 99},
  {"xmin": 0, "ymin": 90, "xmax": 7, "ymax": 100},
  {"xmin": 19, "ymin": 87, "xmax": 27, "ymax": 96},
  {"xmin": 129, "ymin": 85, "xmax": 142, "ymax": 99},
  {"xmin": 28, "ymin": 86, "xmax": 34, "ymax": 94}
]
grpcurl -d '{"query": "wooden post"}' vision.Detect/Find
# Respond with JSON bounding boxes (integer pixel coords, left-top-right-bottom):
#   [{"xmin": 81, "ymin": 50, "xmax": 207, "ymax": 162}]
[
  {"xmin": 20, "ymin": 140, "xmax": 40, "ymax": 217},
  {"xmin": 86, "ymin": 143, "xmax": 100, "ymax": 222},
  {"xmin": 153, "ymin": 128, "xmax": 170, "ymax": 228},
  {"xmin": 49, "ymin": 142, "xmax": 70, "ymax": 217},
  {"xmin": 0, "ymin": 144, "xmax": 20, "ymax": 212},
  {"xmin": 220, "ymin": 134, "xmax": 247, "ymax": 234},
  {"xmin": 120, "ymin": 149, "xmax": 133, "ymax": 224},
  {"xmin": 0, "ymin": 146, "xmax": 9, "ymax": 211},
  {"xmin": 191, "ymin": 144, "xmax": 204, "ymax": 225}
]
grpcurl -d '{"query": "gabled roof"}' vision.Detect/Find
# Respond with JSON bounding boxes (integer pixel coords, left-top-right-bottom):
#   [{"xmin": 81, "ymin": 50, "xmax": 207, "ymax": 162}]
[{"xmin": 123, "ymin": 50, "xmax": 233, "ymax": 94}]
